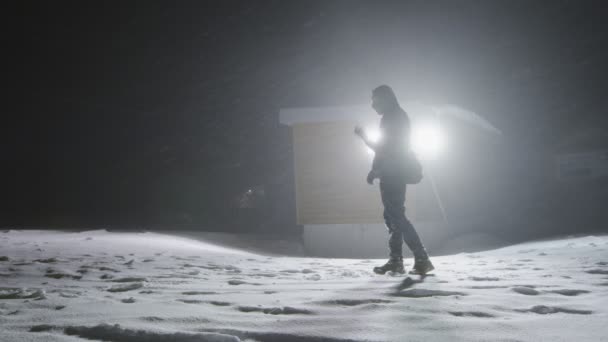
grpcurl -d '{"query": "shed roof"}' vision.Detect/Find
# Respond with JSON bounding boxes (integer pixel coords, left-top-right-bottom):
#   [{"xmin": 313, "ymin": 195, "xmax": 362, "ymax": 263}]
[{"xmin": 279, "ymin": 103, "xmax": 501, "ymax": 135}]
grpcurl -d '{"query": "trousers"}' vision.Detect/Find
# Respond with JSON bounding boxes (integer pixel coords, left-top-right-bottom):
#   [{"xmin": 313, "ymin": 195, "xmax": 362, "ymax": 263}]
[{"xmin": 379, "ymin": 178, "xmax": 428, "ymax": 260}]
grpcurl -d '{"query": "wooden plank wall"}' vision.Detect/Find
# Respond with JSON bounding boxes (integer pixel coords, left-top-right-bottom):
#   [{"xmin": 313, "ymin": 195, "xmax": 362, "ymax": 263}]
[{"xmin": 293, "ymin": 121, "xmax": 416, "ymax": 225}]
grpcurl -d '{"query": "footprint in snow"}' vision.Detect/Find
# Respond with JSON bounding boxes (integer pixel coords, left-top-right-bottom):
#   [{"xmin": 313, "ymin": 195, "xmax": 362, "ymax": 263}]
[
  {"xmin": 30, "ymin": 324, "xmax": 56, "ymax": 332},
  {"xmin": 449, "ymin": 311, "xmax": 494, "ymax": 318},
  {"xmin": 248, "ymin": 272, "xmax": 276, "ymax": 278},
  {"xmin": 181, "ymin": 291, "xmax": 217, "ymax": 295},
  {"xmin": 110, "ymin": 277, "xmax": 147, "ymax": 283},
  {"xmin": 391, "ymin": 289, "xmax": 466, "ymax": 298},
  {"xmin": 139, "ymin": 316, "xmax": 165, "ymax": 322},
  {"xmin": 317, "ymin": 298, "xmax": 393, "ymax": 306},
  {"xmin": 549, "ymin": 289, "xmax": 590, "ymax": 296},
  {"xmin": 517, "ymin": 305, "xmax": 592, "ymax": 315},
  {"xmin": 62, "ymin": 323, "xmax": 238, "ymax": 341},
  {"xmin": 470, "ymin": 276, "xmax": 500, "ymax": 281},
  {"xmin": 585, "ymin": 269, "xmax": 608, "ymax": 275},
  {"xmin": 12, "ymin": 261, "xmax": 33, "ymax": 266},
  {"xmin": 35, "ymin": 258, "xmax": 59, "ymax": 263},
  {"xmin": 228, "ymin": 280, "xmax": 261, "ymax": 286},
  {"xmin": 0, "ymin": 287, "xmax": 46, "ymax": 300},
  {"xmin": 237, "ymin": 306, "xmax": 314, "ymax": 315},
  {"xmin": 45, "ymin": 269, "xmax": 81, "ymax": 280},
  {"xmin": 107, "ymin": 282, "xmax": 144, "ymax": 292},
  {"xmin": 209, "ymin": 301, "xmax": 231, "ymax": 306},
  {"xmin": 177, "ymin": 299, "xmax": 205, "ymax": 304},
  {"xmin": 512, "ymin": 287, "xmax": 540, "ymax": 295}
]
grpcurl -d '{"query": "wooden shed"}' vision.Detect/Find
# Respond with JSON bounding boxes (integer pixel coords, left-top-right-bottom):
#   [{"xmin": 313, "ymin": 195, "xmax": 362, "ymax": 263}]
[{"xmin": 279, "ymin": 103, "xmax": 500, "ymax": 258}]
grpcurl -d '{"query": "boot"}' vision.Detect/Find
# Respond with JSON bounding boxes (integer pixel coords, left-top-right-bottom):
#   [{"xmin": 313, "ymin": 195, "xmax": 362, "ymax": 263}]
[
  {"xmin": 409, "ymin": 257, "xmax": 435, "ymax": 275},
  {"xmin": 373, "ymin": 256, "xmax": 405, "ymax": 275}
]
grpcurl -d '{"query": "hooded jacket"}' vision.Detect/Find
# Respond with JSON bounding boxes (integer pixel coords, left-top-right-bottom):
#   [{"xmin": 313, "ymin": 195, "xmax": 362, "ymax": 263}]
[{"xmin": 370, "ymin": 86, "xmax": 411, "ymax": 181}]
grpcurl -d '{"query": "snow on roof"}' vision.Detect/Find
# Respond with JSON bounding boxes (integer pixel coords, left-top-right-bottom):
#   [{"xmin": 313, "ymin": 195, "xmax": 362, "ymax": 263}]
[{"xmin": 279, "ymin": 103, "xmax": 501, "ymax": 135}]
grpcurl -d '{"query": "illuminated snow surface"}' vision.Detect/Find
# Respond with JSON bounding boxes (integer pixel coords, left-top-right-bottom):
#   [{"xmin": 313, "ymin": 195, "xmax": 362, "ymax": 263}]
[{"xmin": 1, "ymin": 230, "xmax": 607, "ymax": 342}]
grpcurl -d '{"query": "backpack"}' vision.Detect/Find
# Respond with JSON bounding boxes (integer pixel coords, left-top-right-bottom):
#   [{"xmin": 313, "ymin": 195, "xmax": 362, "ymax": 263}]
[
  {"xmin": 402, "ymin": 150, "xmax": 423, "ymax": 184},
  {"xmin": 376, "ymin": 149, "xmax": 423, "ymax": 184}
]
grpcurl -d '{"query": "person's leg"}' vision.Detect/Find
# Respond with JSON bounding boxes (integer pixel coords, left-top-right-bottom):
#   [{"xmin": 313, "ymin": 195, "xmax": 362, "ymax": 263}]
[
  {"xmin": 383, "ymin": 181, "xmax": 431, "ymax": 263},
  {"xmin": 400, "ymin": 196, "xmax": 429, "ymax": 260},
  {"xmin": 373, "ymin": 181, "xmax": 405, "ymax": 274},
  {"xmin": 380, "ymin": 181, "xmax": 403, "ymax": 259}
]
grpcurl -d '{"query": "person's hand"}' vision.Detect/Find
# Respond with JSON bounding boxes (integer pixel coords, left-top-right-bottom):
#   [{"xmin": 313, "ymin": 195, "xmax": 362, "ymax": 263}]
[
  {"xmin": 354, "ymin": 125, "xmax": 366, "ymax": 140},
  {"xmin": 366, "ymin": 170, "xmax": 378, "ymax": 185}
]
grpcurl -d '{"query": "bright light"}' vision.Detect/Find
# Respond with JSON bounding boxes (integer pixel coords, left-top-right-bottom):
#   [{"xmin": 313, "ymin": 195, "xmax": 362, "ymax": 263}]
[
  {"xmin": 365, "ymin": 129, "xmax": 381, "ymax": 155},
  {"xmin": 361, "ymin": 124, "xmax": 445, "ymax": 159},
  {"xmin": 411, "ymin": 121, "xmax": 445, "ymax": 160}
]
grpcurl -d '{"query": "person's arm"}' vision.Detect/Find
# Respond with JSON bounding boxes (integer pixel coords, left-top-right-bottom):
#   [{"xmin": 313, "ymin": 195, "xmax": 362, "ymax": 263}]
[{"xmin": 354, "ymin": 125, "xmax": 379, "ymax": 151}]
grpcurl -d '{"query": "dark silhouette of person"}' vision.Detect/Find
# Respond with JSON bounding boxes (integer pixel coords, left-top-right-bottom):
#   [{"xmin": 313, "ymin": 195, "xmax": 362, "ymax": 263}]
[{"xmin": 355, "ymin": 85, "xmax": 434, "ymax": 275}]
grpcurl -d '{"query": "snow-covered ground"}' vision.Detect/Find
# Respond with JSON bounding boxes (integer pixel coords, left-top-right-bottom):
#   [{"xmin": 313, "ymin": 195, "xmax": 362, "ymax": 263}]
[{"xmin": 1, "ymin": 229, "xmax": 607, "ymax": 342}]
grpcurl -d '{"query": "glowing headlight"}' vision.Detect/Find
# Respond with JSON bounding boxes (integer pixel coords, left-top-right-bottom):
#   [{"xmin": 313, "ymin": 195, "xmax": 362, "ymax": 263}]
[{"xmin": 411, "ymin": 121, "xmax": 445, "ymax": 160}]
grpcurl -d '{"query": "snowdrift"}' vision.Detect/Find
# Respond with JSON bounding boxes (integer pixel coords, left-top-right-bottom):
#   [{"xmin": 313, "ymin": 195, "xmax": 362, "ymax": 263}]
[{"xmin": 0, "ymin": 229, "xmax": 607, "ymax": 341}]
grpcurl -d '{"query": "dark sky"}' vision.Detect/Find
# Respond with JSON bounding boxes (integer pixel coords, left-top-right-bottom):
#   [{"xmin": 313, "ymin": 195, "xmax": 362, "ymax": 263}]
[{"xmin": 5, "ymin": 0, "xmax": 608, "ymax": 228}]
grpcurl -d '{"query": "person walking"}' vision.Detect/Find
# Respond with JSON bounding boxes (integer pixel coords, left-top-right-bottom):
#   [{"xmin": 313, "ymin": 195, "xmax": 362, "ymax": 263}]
[{"xmin": 355, "ymin": 85, "xmax": 434, "ymax": 275}]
